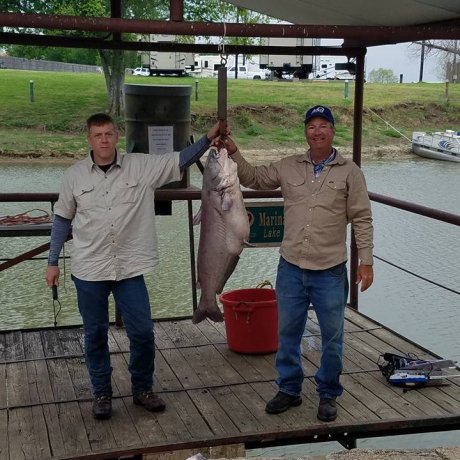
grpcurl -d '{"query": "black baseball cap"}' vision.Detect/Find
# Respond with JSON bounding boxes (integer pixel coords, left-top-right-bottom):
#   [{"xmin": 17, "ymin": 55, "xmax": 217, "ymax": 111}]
[{"xmin": 304, "ymin": 105, "xmax": 335, "ymax": 126}]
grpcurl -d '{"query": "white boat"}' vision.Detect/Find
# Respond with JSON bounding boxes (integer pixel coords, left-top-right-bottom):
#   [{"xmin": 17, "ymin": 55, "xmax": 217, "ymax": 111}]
[{"xmin": 412, "ymin": 130, "xmax": 460, "ymax": 163}]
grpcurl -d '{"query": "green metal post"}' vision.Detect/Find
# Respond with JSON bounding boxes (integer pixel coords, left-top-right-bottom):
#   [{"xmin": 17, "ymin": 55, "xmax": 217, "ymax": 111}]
[{"xmin": 29, "ymin": 80, "xmax": 34, "ymax": 102}]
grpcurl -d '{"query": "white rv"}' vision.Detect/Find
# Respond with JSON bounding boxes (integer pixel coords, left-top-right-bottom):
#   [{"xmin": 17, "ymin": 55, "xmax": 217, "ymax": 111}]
[
  {"xmin": 191, "ymin": 55, "xmax": 229, "ymax": 77},
  {"xmin": 146, "ymin": 35, "xmax": 195, "ymax": 76},
  {"xmin": 259, "ymin": 37, "xmax": 315, "ymax": 79},
  {"xmin": 313, "ymin": 57, "xmax": 356, "ymax": 80}
]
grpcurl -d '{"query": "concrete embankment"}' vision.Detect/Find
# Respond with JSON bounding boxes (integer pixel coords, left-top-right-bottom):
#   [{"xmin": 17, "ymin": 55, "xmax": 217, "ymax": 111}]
[
  {"xmin": 311, "ymin": 446, "xmax": 460, "ymax": 459},
  {"xmin": 211, "ymin": 447, "xmax": 460, "ymax": 460},
  {"xmin": 180, "ymin": 446, "xmax": 460, "ymax": 460}
]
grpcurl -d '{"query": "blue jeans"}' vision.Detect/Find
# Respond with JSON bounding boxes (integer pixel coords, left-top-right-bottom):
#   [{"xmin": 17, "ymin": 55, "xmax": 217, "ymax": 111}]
[
  {"xmin": 275, "ymin": 257, "xmax": 348, "ymax": 400},
  {"xmin": 72, "ymin": 274, "xmax": 155, "ymax": 397}
]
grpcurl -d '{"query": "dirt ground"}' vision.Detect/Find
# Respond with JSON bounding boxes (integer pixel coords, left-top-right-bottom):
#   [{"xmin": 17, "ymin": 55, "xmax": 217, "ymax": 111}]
[
  {"xmin": 0, "ymin": 142, "xmax": 414, "ymax": 165},
  {"xmin": 241, "ymin": 143, "xmax": 414, "ymax": 165},
  {"xmin": 202, "ymin": 447, "xmax": 460, "ymax": 460}
]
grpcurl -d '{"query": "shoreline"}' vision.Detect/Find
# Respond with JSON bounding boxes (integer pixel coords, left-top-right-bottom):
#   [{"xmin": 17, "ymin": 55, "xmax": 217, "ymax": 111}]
[{"xmin": 0, "ymin": 144, "xmax": 415, "ymax": 165}]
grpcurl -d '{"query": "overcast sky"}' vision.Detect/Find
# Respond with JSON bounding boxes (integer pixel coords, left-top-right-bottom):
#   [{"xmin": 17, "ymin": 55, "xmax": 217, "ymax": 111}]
[
  {"xmin": 322, "ymin": 39, "xmax": 441, "ymax": 83},
  {"xmin": 365, "ymin": 42, "xmax": 441, "ymax": 83}
]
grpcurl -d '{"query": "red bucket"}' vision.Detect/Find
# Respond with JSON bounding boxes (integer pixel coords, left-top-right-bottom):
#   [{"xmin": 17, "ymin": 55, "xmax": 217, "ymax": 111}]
[{"xmin": 219, "ymin": 287, "xmax": 278, "ymax": 354}]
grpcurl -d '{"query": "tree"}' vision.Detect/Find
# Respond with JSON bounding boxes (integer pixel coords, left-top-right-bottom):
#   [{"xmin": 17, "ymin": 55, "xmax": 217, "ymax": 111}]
[
  {"xmin": 411, "ymin": 40, "xmax": 460, "ymax": 83},
  {"xmin": 3, "ymin": 0, "xmax": 169, "ymax": 116},
  {"xmin": 5, "ymin": 44, "xmax": 101, "ymax": 65},
  {"xmin": 2, "ymin": 0, "xmax": 271, "ymax": 112},
  {"xmin": 368, "ymin": 68, "xmax": 399, "ymax": 84},
  {"xmin": 184, "ymin": 0, "xmax": 270, "ymax": 68}
]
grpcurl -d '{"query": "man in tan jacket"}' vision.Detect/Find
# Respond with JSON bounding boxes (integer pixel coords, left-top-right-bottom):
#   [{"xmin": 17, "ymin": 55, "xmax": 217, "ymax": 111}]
[{"xmin": 223, "ymin": 105, "xmax": 374, "ymax": 422}]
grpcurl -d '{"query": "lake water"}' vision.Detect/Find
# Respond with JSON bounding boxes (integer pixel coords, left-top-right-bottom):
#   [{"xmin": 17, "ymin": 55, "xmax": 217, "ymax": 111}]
[{"xmin": 1, "ymin": 155, "xmax": 459, "ymax": 455}]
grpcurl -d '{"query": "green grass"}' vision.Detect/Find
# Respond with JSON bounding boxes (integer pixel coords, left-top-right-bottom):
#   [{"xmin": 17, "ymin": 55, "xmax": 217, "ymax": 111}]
[{"xmin": 0, "ymin": 69, "xmax": 459, "ymax": 157}]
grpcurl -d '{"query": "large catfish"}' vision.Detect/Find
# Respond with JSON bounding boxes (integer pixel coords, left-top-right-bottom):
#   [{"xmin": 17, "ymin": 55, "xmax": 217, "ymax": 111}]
[{"xmin": 192, "ymin": 147, "xmax": 250, "ymax": 324}]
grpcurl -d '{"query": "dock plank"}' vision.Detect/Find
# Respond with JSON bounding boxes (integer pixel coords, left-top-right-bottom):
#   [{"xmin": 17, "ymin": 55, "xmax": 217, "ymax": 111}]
[
  {"xmin": 341, "ymin": 373, "xmax": 401, "ymax": 419},
  {"xmin": 418, "ymin": 384, "xmax": 460, "ymax": 413},
  {"xmin": 41, "ymin": 329, "xmax": 66, "ymax": 357},
  {"xmin": 79, "ymin": 400, "xmax": 119, "ymax": 452},
  {"xmin": 109, "ymin": 326, "xmax": 130, "ymax": 353},
  {"xmin": 347, "ymin": 370, "xmax": 426, "ymax": 418},
  {"xmin": 162, "ymin": 391, "xmax": 214, "ymax": 439},
  {"xmin": 169, "ymin": 320, "xmax": 212, "ymax": 347},
  {"xmin": 5, "ymin": 331, "xmax": 25, "ymax": 361},
  {"xmin": 46, "ymin": 358, "xmax": 77, "ymax": 402},
  {"xmin": 7, "ymin": 406, "xmax": 51, "ymax": 459},
  {"xmin": 160, "ymin": 348, "xmax": 203, "ymax": 389},
  {"xmin": 302, "ymin": 377, "xmax": 356, "ymax": 424},
  {"xmin": 230, "ymin": 383, "xmax": 288, "ymax": 431},
  {"xmin": 187, "ymin": 387, "xmax": 239, "ymax": 436},
  {"xmin": 41, "ymin": 404, "xmax": 67, "ymax": 458},
  {"xmin": 111, "ymin": 352, "xmax": 133, "ymax": 396},
  {"xmin": 195, "ymin": 319, "xmax": 227, "ymax": 344},
  {"xmin": 213, "ymin": 343, "xmax": 272, "ymax": 382},
  {"xmin": 0, "ymin": 365, "xmax": 5, "ymax": 409},
  {"xmin": 107, "ymin": 398, "xmax": 143, "ymax": 448},
  {"xmin": 153, "ymin": 350, "xmax": 183, "ymax": 392},
  {"xmin": 237, "ymin": 353, "xmax": 278, "ymax": 381},
  {"xmin": 179, "ymin": 344, "xmax": 242, "ymax": 386},
  {"xmin": 0, "ymin": 334, "xmax": 5, "ymax": 363},
  {"xmin": 6, "ymin": 362, "xmax": 31, "ymax": 407},
  {"xmin": 2, "ymin": 311, "xmax": 460, "ymax": 459},
  {"xmin": 25, "ymin": 359, "xmax": 52, "ymax": 405},
  {"xmin": 211, "ymin": 385, "xmax": 266, "ymax": 433},
  {"xmin": 122, "ymin": 397, "xmax": 168, "ymax": 445},
  {"xmin": 155, "ymin": 394, "xmax": 195, "ymax": 442},
  {"xmin": 57, "ymin": 328, "xmax": 84, "ymax": 356},
  {"xmin": 55, "ymin": 402, "xmax": 91, "ymax": 456},
  {"xmin": 22, "ymin": 331, "xmax": 45, "ymax": 359},
  {"xmin": 154, "ymin": 322, "xmax": 177, "ymax": 349},
  {"xmin": 0, "ymin": 409, "xmax": 7, "ymax": 460},
  {"xmin": 66, "ymin": 356, "xmax": 92, "ymax": 400},
  {"xmin": 160, "ymin": 321, "xmax": 197, "ymax": 348}
]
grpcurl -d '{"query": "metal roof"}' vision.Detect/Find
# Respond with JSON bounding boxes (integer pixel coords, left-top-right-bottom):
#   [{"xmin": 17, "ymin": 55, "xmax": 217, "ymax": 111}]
[
  {"xmin": 222, "ymin": 0, "xmax": 460, "ymax": 27},
  {"xmin": 0, "ymin": 0, "xmax": 458, "ymax": 50}
]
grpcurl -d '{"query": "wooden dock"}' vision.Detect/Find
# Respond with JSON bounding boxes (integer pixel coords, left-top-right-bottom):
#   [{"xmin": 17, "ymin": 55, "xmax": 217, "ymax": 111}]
[{"xmin": 1, "ymin": 308, "xmax": 460, "ymax": 460}]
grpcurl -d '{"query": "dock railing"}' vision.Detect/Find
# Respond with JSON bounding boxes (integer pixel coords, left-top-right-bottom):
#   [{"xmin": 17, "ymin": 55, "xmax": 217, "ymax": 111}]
[{"xmin": 1, "ymin": 190, "xmax": 459, "ymax": 327}]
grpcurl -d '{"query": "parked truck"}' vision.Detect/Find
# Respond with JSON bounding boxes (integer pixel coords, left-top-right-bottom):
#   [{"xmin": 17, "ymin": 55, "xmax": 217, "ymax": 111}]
[
  {"xmin": 193, "ymin": 55, "xmax": 267, "ymax": 79},
  {"xmin": 219, "ymin": 65, "xmax": 269, "ymax": 80}
]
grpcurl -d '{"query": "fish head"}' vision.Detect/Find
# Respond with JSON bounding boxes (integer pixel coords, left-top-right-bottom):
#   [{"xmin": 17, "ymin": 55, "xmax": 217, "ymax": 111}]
[{"xmin": 204, "ymin": 147, "xmax": 237, "ymax": 191}]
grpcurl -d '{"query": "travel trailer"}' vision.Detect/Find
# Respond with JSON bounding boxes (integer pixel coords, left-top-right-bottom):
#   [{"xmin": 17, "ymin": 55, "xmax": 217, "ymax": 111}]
[{"xmin": 259, "ymin": 37, "xmax": 315, "ymax": 79}]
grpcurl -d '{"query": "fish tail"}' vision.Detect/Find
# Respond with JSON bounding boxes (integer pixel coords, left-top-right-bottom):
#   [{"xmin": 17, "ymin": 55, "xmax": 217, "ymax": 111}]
[{"xmin": 192, "ymin": 304, "xmax": 224, "ymax": 324}]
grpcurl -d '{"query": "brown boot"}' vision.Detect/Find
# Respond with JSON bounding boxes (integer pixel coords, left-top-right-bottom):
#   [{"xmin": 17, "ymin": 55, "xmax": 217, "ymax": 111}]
[
  {"xmin": 317, "ymin": 397, "xmax": 337, "ymax": 422},
  {"xmin": 133, "ymin": 390, "xmax": 166, "ymax": 412},
  {"xmin": 92, "ymin": 395, "xmax": 112, "ymax": 420},
  {"xmin": 265, "ymin": 391, "xmax": 302, "ymax": 414}
]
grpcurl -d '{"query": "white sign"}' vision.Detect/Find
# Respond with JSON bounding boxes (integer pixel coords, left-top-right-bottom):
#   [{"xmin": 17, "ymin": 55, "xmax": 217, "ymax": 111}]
[{"xmin": 148, "ymin": 125, "xmax": 173, "ymax": 155}]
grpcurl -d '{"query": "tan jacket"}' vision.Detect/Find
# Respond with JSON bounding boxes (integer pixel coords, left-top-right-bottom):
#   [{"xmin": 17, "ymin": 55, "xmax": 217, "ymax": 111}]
[
  {"xmin": 54, "ymin": 151, "xmax": 181, "ymax": 281},
  {"xmin": 231, "ymin": 150, "xmax": 373, "ymax": 270}
]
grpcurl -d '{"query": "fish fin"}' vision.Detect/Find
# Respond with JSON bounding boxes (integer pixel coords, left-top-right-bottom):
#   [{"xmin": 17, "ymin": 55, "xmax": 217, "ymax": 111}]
[
  {"xmin": 244, "ymin": 240, "xmax": 256, "ymax": 248},
  {"xmin": 192, "ymin": 207, "xmax": 202, "ymax": 225},
  {"xmin": 192, "ymin": 302, "xmax": 224, "ymax": 324},
  {"xmin": 216, "ymin": 255, "xmax": 239, "ymax": 294},
  {"xmin": 221, "ymin": 194, "xmax": 233, "ymax": 211}
]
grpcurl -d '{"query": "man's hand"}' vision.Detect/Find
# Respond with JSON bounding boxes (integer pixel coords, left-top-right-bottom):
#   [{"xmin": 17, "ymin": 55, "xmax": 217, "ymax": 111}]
[
  {"xmin": 46, "ymin": 266, "xmax": 60, "ymax": 288},
  {"xmin": 207, "ymin": 121, "xmax": 229, "ymax": 141},
  {"xmin": 356, "ymin": 264, "xmax": 373, "ymax": 292},
  {"xmin": 221, "ymin": 136, "xmax": 238, "ymax": 155}
]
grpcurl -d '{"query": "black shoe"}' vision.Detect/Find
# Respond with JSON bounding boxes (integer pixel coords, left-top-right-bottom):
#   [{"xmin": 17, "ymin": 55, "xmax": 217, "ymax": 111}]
[
  {"xmin": 92, "ymin": 395, "xmax": 112, "ymax": 420},
  {"xmin": 317, "ymin": 397, "xmax": 337, "ymax": 422},
  {"xmin": 133, "ymin": 390, "xmax": 166, "ymax": 412},
  {"xmin": 265, "ymin": 391, "xmax": 302, "ymax": 414}
]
